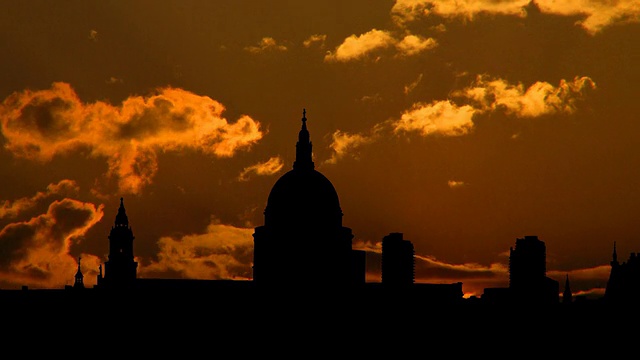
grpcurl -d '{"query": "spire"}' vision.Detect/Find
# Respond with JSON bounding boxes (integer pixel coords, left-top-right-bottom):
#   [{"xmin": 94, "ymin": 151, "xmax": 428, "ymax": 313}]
[
  {"xmin": 74, "ymin": 256, "xmax": 84, "ymax": 289},
  {"xmin": 115, "ymin": 197, "xmax": 129, "ymax": 227},
  {"xmin": 293, "ymin": 108, "xmax": 314, "ymax": 171},
  {"xmin": 612, "ymin": 241, "xmax": 618, "ymax": 265},
  {"xmin": 75, "ymin": 256, "xmax": 83, "ymax": 277}
]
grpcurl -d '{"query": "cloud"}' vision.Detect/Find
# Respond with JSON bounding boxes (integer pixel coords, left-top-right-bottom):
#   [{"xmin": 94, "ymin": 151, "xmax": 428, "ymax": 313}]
[
  {"xmin": 459, "ymin": 75, "xmax": 596, "ymax": 117},
  {"xmin": 547, "ymin": 264, "xmax": 610, "ymax": 298},
  {"xmin": 0, "ymin": 180, "xmax": 79, "ymax": 219},
  {"xmin": 0, "ymin": 82, "xmax": 263, "ymax": 194},
  {"xmin": 414, "ymin": 254, "xmax": 509, "ymax": 297},
  {"xmin": 88, "ymin": 29, "xmax": 98, "ymax": 42},
  {"xmin": 325, "ymin": 130, "xmax": 377, "ymax": 164},
  {"xmin": 391, "ymin": 0, "xmax": 432, "ymax": 26},
  {"xmin": 324, "ymin": 29, "xmax": 395, "ymax": 62},
  {"xmin": 353, "ymin": 238, "xmax": 508, "ymax": 297},
  {"xmin": 390, "ymin": 0, "xmax": 640, "ymax": 34},
  {"xmin": 244, "ymin": 37, "xmax": 288, "ymax": 54},
  {"xmin": 396, "ymin": 75, "xmax": 595, "ymax": 136},
  {"xmin": 394, "ymin": 100, "xmax": 476, "ymax": 136},
  {"xmin": 326, "ymin": 75, "xmax": 594, "ymax": 164},
  {"xmin": 404, "ymin": 73, "xmax": 424, "ymax": 95},
  {"xmin": 0, "ymin": 199, "xmax": 104, "ymax": 289},
  {"xmin": 238, "ymin": 156, "xmax": 284, "ymax": 181},
  {"xmin": 355, "ymin": 237, "xmax": 610, "ymax": 298},
  {"xmin": 303, "ymin": 34, "xmax": 327, "ymax": 48},
  {"xmin": 448, "ymin": 180, "xmax": 465, "ymax": 188},
  {"xmin": 106, "ymin": 77, "xmax": 123, "ymax": 84},
  {"xmin": 325, "ymin": 29, "xmax": 438, "ymax": 62},
  {"xmin": 139, "ymin": 220, "xmax": 255, "ymax": 280},
  {"xmin": 537, "ymin": 0, "xmax": 640, "ymax": 35},
  {"xmin": 395, "ymin": 35, "xmax": 438, "ymax": 56}
]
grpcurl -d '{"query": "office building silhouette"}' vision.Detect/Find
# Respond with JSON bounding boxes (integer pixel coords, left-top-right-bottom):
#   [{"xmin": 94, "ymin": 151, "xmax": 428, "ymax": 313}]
[
  {"xmin": 482, "ymin": 235, "xmax": 559, "ymax": 304},
  {"xmin": 381, "ymin": 232, "xmax": 415, "ymax": 287}
]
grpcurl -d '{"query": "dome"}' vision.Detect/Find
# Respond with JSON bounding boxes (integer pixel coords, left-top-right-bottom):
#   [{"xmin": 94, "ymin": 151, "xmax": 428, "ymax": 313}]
[
  {"xmin": 262, "ymin": 109, "xmax": 343, "ymax": 229},
  {"xmin": 265, "ymin": 168, "xmax": 343, "ymax": 228}
]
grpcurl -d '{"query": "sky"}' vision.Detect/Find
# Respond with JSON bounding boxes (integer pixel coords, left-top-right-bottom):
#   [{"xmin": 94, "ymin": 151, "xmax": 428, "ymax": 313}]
[{"xmin": 0, "ymin": 0, "xmax": 638, "ymax": 298}]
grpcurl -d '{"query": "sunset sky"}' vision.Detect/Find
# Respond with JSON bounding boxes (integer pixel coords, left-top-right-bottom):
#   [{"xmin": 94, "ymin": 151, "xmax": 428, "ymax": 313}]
[{"xmin": 1, "ymin": 0, "xmax": 638, "ymax": 298}]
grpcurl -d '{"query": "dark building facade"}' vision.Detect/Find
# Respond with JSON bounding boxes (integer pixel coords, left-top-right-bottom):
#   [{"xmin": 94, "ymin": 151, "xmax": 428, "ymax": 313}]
[
  {"xmin": 509, "ymin": 235, "xmax": 547, "ymax": 289},
  {"xmin": 252, "ymin": 109, "xmax": 364, "ymax": 290},
  {"xmin": 509, "ymin": 235, "xmax": 559, "ymax": 303},
  {"xmin": 381, "ymin": 232, "xmax": 415, "ymax": 287},
  {"xmin": 483, "ymin": 235, "xmax": 559, "ymax": 304},
  {"xmin": 1, "ymin": 109, "xmax": 467, "ymax": 313},
  {"xmin": 604, "ymin": 241, "xmax": 640, "ymax": 303},
  {"xmin": 96, "ymin": 197, "xmax": 138, "ymax": 289}
]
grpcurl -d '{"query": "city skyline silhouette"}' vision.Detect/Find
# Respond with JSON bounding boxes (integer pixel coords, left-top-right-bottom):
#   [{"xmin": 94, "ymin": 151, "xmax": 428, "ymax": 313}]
[
  {"xmin": 2, "ymin": 1, "xmax": 639, "ymax": 310},
  {"xmin": 1, "ymin": 110, "xmax": 635, "ymax": 313}
]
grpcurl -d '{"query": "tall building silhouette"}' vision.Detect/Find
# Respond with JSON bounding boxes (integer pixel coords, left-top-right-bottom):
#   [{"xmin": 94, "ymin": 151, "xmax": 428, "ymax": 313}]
[
  {"xmin": 509, "ymin": 235, "xmax": 546, "ymax": 289},
  {"xmin": 96, "ymin": 197, "xmax": 138, "ymax": 289},
  {"xmin": 604, "ymin": 241, "xmax": 640, "ymax": 303},
  {"xmin": 381, "ymin": 232, "xmax": 415, "ymax": 287},
  {"xmin": 483, "ymin": 235, "xmax": 559, "ymax": 304},
  {"xmin": 509, "ymin": 235, "xmax": 559, "ymax": 303},
  {"xmin": 252, "ymin": 109, "xmax": 364, "ymax": 290}
]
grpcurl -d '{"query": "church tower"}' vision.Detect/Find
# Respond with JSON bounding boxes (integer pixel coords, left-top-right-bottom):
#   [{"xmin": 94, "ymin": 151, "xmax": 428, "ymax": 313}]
[
  {"xmin": 252, "ymin": 109, "xmax": 361, "ymax": 290},
  {"xmin": 99, "ymin": 197, "xmax": 138, "ymax": 288},
  {"xmin": 73, "ymin": 256, "xmax": 84, "ymax": 289}
]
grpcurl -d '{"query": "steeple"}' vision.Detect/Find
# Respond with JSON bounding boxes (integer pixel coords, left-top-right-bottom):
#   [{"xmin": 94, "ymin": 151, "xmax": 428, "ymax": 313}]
[
  {"xmin": 611, "ymin": 241, "xmax": 618, "ymax": 266},
  {"xmin": 293, "ymin": 108, "xmax": 314, "ymax": 171},
  {"xmin": 74, "ymin": 256, "xmax": 84, "ymax": 289},
  {"xmin": 115, "ymin": 197, "xmax": 129, "ymax": 227},
  {"xmin": 101, "ymin": 197, "xmax": 138, "ymax": 288}
]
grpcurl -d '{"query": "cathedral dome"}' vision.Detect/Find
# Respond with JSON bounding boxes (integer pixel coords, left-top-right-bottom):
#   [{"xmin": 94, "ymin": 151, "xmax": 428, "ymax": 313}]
[
  {"xmin": 262, "ymin": 109, "xmax": 343, "ymax": 229},
  {"xmin": 265, "ymin": 168, "xmax": 343, "ymax": 228}
]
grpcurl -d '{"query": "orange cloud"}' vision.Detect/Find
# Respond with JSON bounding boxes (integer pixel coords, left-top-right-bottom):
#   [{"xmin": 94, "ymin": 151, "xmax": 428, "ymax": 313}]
[
  {"xmin": 448, "ymin": 180, "xmax": 465, "ymax": 188},
  {"xmin": 354, "ymin": 238, "xmax": 508, "ymax": 297},
  {"xmin": 538, "ymin": 0, "xmax": 640, "ymax": 35},
  {"xmin": 395, "ymin": 35, "xmax": 437, "ymax": 56},
  {"xmin": 325, "ymin": 29, "xmax": 395, "ymax": 62},
  {"xmin": 325, "ymin": 130, "xmax": 377, "ymax": 164},
  {"xmin": 460, "ymin": 75, "xmax": 596, "ymax": 117},
  {"xmin": 238, "ymin": 156, "xmax": 284, "ymax": 181},
  {"xmin": 355, "ymin": 237, "xmax": 610, "ymax": 298},
  {"xmin": 325, "ymin": 30, "xmax": 438, "ymax": 62},
  {"xmin": 0, "ymin": 199, "xmax": 104, "ymax": 289},
  {"xmin": 0, "ymin": 82, "xmax": 263, "ymax": 194},
  {"xmin": 139, "ymin": 220, "xmax": 255, "ymax": 280},
  {"xmin": 394, "ymin": 100, "xmax": 476, "ymax": 136},
  {"xmin": 0, "ymin": 179, "xmax": 79, "ymax": 219},
  {"xmin": 404, "ymin": 73, "xmax": 423, "ymax": 95},
  {"xmin": 547, "ymin": 264, "xmax": 610, "ymax": 298},
  {"xmin": 303, "ymin": 34, "xmax": 327, "ymax": 48},
  {"xmin": 326, "ymin": 75, "xmax": 594, "ymax": 164},
  {"xmin": 391, "ymin": 0, "xmax": 640, "ymax": 34},
  {"xmin": 88, "ymin": 29, "xmax": 98, "ymax": 42},
  {"xmin": 244, "ymin": 37, "xmax": 288, "ymax": 53},
  {"xmin": 391, "ymin": 0, "xmax": 431, "ymax": 26}
]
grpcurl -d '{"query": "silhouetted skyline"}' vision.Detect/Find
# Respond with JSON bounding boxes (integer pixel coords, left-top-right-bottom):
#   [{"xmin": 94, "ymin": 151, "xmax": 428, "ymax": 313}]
[
  {"xmin": 3, "ymin": 111, "xmax": 637, "ymax": 311},
  {"xmin": 1, "ymin": 1, "xmax": 639, "ymax": 300}
]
